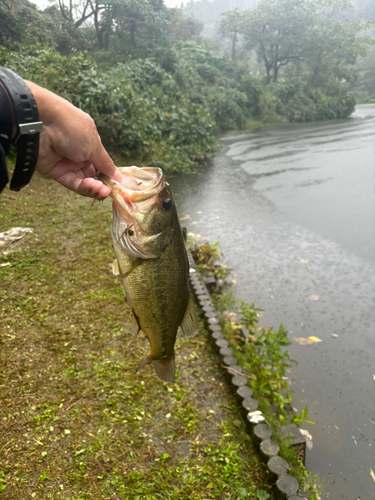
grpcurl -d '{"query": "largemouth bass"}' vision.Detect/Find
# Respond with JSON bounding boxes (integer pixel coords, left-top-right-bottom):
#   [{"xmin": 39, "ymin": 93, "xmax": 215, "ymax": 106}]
[{"xmin": 100, "ymin": 166, "xmax": 199, "ymax": 383}]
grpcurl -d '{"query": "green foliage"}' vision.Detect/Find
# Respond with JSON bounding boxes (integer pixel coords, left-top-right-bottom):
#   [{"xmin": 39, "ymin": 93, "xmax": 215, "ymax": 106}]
[
  {"xmin": 2, "ymin": 46, "xmax": 215, "ymax": 173},
  {"xmin": 222, "ymin": 300, "xmax": 314, "ymax": 427},
  {"xmin": 2, "ymin": 0, "xmax": 372, "ymax": 164},
  {"xmin": 259, "ymin": 79, "xmax": 356, "ymax": 123},
  {"xmin": 238, "ymin": 0, "xmax": 373, "ymax": 84},
  {"xmin": 238, "ymin": 303, "xmax": 296, "ymax": 420},
  {"xmin": 189, "ymin": 240, "xmax": 230, "ymax": 280},
  {"xmin": 0, "ymin": 470, "xmax": 5, "ymax": 493}
]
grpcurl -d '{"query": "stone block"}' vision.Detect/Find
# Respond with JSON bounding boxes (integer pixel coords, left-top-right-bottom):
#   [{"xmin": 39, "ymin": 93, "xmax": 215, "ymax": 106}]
[
  {"xmin": 236, "ymin": 385, "xmax": 253, "ymax": 399},
  {"xmin": 253, "ymin": 423, "xmax": 272, "ymax": 442},
  {"xmin": 260, "ymin": 438, "xmax": 280, "ymax": 458},
  {"xmin": 276, "ymin": 474, "xmax": 299, "ymax": 497},
  {"xmin": 267, "ymin": 455, "xmax": 288, "ymax": 477}
]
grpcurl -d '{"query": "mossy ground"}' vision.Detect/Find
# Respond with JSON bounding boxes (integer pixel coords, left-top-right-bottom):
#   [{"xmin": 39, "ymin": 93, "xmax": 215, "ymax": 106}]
[{"xmin": 0, "ymin": 172, "xmax": 275, "ymax": 499}]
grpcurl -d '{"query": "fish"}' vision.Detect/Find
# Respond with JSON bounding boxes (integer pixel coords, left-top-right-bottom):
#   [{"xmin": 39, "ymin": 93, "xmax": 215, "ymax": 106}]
[{"xmin": 100, "ymin": 166, "xmax": 199, "ymax": 383}]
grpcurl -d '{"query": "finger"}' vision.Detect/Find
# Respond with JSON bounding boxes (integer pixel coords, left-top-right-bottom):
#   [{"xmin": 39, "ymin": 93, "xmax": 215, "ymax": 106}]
[
  {"xmin": 89, "ymin": 142, "xmax": 122, "ymax": 183},
  {"xmin": 60, "ymin": 174, "xmax": 111, "ymax": 199}
]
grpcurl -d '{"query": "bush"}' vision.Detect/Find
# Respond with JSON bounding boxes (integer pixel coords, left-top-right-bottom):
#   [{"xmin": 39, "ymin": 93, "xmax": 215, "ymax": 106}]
[
  {"xmin": 1, "ymin": 47, "xmax": 215, "ymax": 173},
  {"xmin": 260, "ymin": 80, "xmax": 355, "ymax": 123}
]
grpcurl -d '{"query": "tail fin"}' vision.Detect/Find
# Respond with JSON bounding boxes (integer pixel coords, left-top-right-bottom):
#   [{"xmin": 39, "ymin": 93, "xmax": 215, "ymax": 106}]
[{"xmin": 152, "ymin": 352, "xmax": 175, "ymax": 383}]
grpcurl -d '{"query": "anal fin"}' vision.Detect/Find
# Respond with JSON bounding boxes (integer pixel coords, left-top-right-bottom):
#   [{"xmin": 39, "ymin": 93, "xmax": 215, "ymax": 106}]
[{"xmin": 136, "ymin": 353, "xmax": 152, "ymax": 373}]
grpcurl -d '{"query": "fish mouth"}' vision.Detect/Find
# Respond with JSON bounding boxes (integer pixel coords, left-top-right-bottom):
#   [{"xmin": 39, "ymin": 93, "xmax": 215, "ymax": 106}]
[
  {"xmin": 100, "ymin": 167, "xmax": 165, "ymax": 259},
  {"xmin": 100, "ymin": 166, "xmax": 164, "ymax": 208}
]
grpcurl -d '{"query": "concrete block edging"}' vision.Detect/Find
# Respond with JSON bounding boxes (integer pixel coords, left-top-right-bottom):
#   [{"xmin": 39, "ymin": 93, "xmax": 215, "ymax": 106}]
[{"xmin": 188, "ymin": 253, "xmax": 308, "ymax": 500}]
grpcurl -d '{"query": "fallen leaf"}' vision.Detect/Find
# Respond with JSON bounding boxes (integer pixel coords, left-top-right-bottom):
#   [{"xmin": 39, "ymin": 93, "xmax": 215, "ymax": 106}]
[
  {"xmin": 309, "ymin": 295, "xmax": 320, "ymax": 301},
  {"xmin": 294, "ymin": 336, "xmax": 322, "ymax": 345},
  {"xmin": 299, "ymin": 429, "xmax": 313, "ymax": 450},
  {"xmin": 370, "ymin": 468, "xmax": 375, "ymax": 482},
  {"xmin": 373, "ymin": 375, "xmax": 375, "ymax": 381},
  {"xmin": 247, "ymin": 410, "xmax": 265, "ymax": 424}
]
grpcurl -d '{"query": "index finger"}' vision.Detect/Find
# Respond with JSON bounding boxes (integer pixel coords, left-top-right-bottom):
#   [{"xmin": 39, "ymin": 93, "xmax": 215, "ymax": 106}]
[{"xmin": 90, "ymin": 141, "xmax": 122, "ymax": 184}]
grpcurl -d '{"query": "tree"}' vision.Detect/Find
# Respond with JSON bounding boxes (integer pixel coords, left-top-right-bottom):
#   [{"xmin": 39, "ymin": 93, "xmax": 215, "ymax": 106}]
[
  {"xmin": 237, "ymin": 0, "xmax": 373, "ymax": 84},
  {"xmin": 219, "ymin": 8, "xmax": 242, "ymax": 61},
  {"xmin": 0, "ymin": 0, "xmax": 23, "ymax": 46},
  {"xmin": 58, "ymin": 0, "xmax": 112, "ymax": 49}
]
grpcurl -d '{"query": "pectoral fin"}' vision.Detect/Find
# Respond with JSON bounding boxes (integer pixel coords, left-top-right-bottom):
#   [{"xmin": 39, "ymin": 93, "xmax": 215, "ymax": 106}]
[
  {"xmin": 112, "ymin": 259, "xmax": 120, "ymax": 276},
  {"xmin": 179, "ymin": 294, "xmax": 199, "ymax": 338}
]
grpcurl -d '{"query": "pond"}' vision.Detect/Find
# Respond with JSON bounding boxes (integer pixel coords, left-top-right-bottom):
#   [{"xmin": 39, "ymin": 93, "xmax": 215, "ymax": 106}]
[{"xmin": 170, "ymin": 106, "xmax": 375, "ymax": 499}]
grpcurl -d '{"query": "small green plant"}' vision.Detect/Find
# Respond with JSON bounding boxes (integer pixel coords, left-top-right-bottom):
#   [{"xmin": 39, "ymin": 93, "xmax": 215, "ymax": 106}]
[
  {"xmin": 256, "ymin": 490, "xmax": 270, "ymax": 500},
  {"xmin": 0, "ymin": 471, "xmax": 5, "ymax": 493},
  {"xmin": 188, "ymin": 239, "xmax": 230, "ymax": 280},
  {"xmin": 237, "ymin": 302, "xmax": 296, "ymax": 421},
  {"xmin": 290, "ymin": 405, "xmax": 315, "ymax": 426},
  {"xmin": 221, "ymin": 301, "xmax": 314, "ymax": 427}
]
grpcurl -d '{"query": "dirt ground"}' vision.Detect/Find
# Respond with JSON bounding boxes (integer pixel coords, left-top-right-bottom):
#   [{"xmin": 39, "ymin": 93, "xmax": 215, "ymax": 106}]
[{"xmin": 0, "ymin": 173, "xmax": 275, "ymax": 499}]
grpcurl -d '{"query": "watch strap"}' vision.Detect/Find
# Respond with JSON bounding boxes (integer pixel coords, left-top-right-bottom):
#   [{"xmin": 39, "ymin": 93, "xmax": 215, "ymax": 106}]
[
  {"xmin": 0, "ymin": 67, "xmax": 42, "ymax": 191},
  {"xmin": 0, "ymin": 143, "xmax": 9, "ymax": 194}
]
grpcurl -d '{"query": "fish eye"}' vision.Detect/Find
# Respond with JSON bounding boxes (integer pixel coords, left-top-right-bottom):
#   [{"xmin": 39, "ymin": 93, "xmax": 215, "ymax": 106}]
[{"xmin": 162, "ymin": 198, "xmax": 172, "ymax": 210}]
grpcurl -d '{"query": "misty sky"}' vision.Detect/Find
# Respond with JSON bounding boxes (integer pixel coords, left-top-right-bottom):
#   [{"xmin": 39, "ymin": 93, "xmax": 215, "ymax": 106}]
[{"xmin": 29, "ymin": 0, "xmax": 184, "ymax": 10}]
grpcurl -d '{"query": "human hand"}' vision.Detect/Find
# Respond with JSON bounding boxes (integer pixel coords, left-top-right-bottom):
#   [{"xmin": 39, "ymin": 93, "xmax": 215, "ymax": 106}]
[{"xmin": 25, "ymin": 81, "xmax": 122, "ymax": 199}]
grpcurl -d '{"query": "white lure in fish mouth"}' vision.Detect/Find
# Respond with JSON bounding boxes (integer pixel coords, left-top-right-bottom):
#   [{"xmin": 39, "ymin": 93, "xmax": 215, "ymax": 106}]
[{"xmin": 100, "ymin": 166, "xmax": 167, "ymax": 260}]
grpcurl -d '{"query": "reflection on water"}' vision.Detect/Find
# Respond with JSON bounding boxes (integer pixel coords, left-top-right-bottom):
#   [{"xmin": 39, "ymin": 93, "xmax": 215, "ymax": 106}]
[{"xmin": 170, "ymin": 108, "xmax": 375, "ymax": 499}]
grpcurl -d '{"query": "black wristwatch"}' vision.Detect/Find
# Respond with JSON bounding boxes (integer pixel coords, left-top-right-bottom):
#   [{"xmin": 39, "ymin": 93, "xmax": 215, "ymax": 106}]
[{"xmin": 0, "ymin": 67, "xmax": 43, "ymax": 193}]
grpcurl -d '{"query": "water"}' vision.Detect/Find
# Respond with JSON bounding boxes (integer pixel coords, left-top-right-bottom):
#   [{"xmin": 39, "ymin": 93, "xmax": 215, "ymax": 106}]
[{"xmin": 170, "ymin": 107, "xmax": 375, "ymax": 499}]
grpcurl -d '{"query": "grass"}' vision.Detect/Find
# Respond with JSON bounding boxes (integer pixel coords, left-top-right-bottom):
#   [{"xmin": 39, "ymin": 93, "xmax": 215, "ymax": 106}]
[{"xmin": 0, "ymin": 172, "xmax": 276, "ymax": 499}]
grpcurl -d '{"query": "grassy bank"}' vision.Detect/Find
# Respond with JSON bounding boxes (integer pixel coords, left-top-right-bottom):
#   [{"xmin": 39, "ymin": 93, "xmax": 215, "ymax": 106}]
[{"xmin": 0, "ymin": 172, "xmax": 276, "ymax": 499}]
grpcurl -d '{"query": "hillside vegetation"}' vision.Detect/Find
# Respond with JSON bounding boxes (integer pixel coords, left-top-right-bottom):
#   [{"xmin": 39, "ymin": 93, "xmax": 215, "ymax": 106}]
[{"xmin": 1, "ymin": 0, "xmax": 374, "ymax": 172}]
